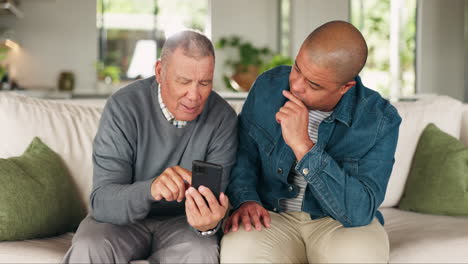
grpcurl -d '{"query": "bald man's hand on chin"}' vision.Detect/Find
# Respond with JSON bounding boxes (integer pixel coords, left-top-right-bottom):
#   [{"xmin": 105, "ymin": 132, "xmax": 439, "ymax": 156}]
[{"xmin": 275, "ymin": 90, "xmax": 315, "ymax": 161}]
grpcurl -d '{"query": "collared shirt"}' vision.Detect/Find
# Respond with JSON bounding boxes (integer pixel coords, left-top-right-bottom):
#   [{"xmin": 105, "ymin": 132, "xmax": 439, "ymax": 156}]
[{"xmin": 158, "ymin": 85, "xmax": 187, "ymax": 128}]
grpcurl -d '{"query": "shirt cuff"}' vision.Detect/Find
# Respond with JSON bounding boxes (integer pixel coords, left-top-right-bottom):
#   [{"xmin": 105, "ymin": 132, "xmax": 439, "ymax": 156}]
[{"xmin": 295, "ymin": 144, "xmax": 327, "ymax": 181}]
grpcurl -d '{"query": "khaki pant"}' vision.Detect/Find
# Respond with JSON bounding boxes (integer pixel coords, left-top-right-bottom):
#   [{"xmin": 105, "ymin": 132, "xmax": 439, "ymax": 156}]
[{"xmin": 220, "ymin": 211, "xmax": 389, "ymax": 263}]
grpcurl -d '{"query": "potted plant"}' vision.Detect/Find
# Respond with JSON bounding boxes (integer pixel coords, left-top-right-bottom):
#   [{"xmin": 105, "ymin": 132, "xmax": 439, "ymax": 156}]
[
  {"xmin": 0, "ymin": 46, "xmax": 8, "ymax": 82},
  {"xmin": 216, "ymin": 36, "xmax": 273, "ymax": 92},
  {"xmin": 96, "ymin": 62, "xmax": 121, "ymax": 84},
  {"xmin": 260, "ymin": 54, "xmax": 293, "ymax": 74},
  {"xmin": 216, "ymin": 36, "xmax": 293, "ymax": 92}
]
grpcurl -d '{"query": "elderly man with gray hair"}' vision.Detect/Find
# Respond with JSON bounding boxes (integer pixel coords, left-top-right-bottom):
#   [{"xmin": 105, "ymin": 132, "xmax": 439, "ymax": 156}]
[{"xmin": 62, "ymin": 30, "xmax": 238, "ymax": 263}]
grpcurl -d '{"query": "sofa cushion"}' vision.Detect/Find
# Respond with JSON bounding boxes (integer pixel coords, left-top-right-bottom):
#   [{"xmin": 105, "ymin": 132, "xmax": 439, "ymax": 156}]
[
  {"xmin": 381, "ymin": 208, "xmax": 468, "ymax": 263},
  {"xmin": 398, "ymin": 123, "xmax": 468, "ymax": 216},
  {"xmin": 381, "ymin": 96, "xmax": 464, "ymax": 208},
  {"xmin": 0, "ymin": 137, "xmax": 85, "ymax": 241},
  {"xmin": 0, "ymin": 233, "xmax": 73, "ymax": 263},
  {"xmin": 0, "ymin": 232, "xmax": 147, "ymax": 264},
  {"xmin": 0, "ymin": 93, "xmax": 103, "ymax": 211}
]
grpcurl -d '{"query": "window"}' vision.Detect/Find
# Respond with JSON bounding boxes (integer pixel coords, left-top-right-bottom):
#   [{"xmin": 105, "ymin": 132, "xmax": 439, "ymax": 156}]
[
  {"xmin": 350, "ymin": 0, "xmax": 417, "ymax": 99},
  {"xmin": 279, "ymin": 0, "xmax": 291, "ymax": 57},
  {"xmin": 97, "ymin": 0, "xmax": 209, "ymax": 84}
]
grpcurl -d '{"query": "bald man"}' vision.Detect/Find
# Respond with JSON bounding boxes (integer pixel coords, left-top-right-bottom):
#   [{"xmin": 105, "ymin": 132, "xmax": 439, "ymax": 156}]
[{"xmin": 220, "ymin": 21, "xmax": 401, "ymax": 263}]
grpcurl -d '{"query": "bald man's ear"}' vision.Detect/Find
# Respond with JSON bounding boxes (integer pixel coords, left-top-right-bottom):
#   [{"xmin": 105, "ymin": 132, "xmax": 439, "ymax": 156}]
[{"xmin": 339, "ymin": 80, "xmax": 356, "ymax": 95}]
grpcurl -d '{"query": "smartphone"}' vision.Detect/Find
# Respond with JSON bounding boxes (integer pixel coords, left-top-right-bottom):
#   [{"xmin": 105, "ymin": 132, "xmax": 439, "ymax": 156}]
[{"xmin": 191, "ymin": 160, "xmax": 223, "ymax": 199}]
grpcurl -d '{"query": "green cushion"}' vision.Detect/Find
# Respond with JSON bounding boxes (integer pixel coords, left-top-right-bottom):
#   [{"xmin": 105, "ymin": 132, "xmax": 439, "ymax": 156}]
[
  {"xmin": 399, "ymin": 123, "xmax": 468, "ymax": 216},
  {"xmin": 0, "ymin": 137, "xmax": 85, "ymax": 241}
]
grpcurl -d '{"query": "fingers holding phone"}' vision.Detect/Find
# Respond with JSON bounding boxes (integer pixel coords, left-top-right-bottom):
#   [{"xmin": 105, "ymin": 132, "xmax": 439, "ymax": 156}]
[
  {"xmin": 151, "ymin": 166, "xmax": 192, "ymax": 202},
  {"xmin": 185, "ymin": 186, "xmax": 229, "ymax": 232}
]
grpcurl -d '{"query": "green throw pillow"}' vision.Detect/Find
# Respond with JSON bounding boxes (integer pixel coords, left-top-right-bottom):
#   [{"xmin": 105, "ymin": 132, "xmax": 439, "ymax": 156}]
[
  {"xmin": 399, "ymin": 123, "xmax": 468, "ymax": 216},
  {"xmin": 0, "ymin": 137, "xmax": 86, "ymax": 241}
]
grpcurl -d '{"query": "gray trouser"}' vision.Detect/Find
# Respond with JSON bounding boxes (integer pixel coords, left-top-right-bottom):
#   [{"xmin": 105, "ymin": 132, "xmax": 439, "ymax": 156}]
[{"xmin": 62, "ymin": 215, "xmax": 219, "ymax": 264}]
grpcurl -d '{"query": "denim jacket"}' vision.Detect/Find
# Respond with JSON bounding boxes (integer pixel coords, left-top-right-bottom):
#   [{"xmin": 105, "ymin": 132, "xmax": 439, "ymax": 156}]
[{"xmin": 226, "ymin": 66, "xmax": 401, "ymax": 227}]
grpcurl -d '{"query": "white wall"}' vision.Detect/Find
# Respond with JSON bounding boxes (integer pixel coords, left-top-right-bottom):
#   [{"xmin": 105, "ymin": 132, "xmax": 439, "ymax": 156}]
[
  {"xmin": 211, "ymin": 0, "xmax": 279, "ymax": 91},
  {"xmin": 290, "ymin": 0, "xmax": 349, "ymax": 58},
  {"xmin": 7, "ymin": 0, "xmax": 97, "ymax": 92},
  {"xmin": 417, "ymin": 0, "xmax": 465, "ymax": 101}
]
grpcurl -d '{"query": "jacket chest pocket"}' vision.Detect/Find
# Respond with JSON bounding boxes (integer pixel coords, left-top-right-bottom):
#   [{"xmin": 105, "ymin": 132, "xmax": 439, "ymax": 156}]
[
  {"xmin": 248, "ymin": 124, "xmax": 274, "ymax": 156},
  {"xmin": 336, "ymin": 159, "xmax": 359, "ymax": 176}
]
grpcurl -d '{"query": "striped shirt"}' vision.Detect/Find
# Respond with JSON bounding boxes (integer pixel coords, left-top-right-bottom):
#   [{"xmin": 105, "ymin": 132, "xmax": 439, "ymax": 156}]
[
  {"xmin": 279, "ymin": 109, "xmax": 333, "ymax": 212},
  {"xmin": 157, "ymin": 85, "xmax": 188, "ymax": 128}
]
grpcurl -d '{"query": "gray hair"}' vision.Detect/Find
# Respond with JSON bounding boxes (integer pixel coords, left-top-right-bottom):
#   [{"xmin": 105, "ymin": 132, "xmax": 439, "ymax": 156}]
[{"xmin": 160, "ymin": 30, "xmax": 215, "ymax": 64}]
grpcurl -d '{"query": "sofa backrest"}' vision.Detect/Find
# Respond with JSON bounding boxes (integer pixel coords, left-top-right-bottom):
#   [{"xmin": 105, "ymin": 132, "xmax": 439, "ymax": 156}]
[
  {"xmin": 0, "ymin": 93, "xmax": 103, "ymax": 212},
  {"xmin": 1, "ymin": 92, "xmax": 465, "ymax": 212},
  {"xmin": 381, "ymin": 96, "xmax": 464, "ymax": 208}
]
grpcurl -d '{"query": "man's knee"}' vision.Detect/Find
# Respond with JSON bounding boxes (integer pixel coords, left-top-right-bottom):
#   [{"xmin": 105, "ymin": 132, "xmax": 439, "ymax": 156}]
[
  {"xmin": 63, "ymin": 216, "xmax": 135, "ymax": 263},
  {"xmin": 64, "ymin": 233, "xmax": 115, "ymax": 263},
  {"xmin": 220, "ymin": 228, "xmax": 305, "ymax": 263},
  {"xmin": 221, "ymin": 229, "xmax": 259, "ymax": 262},
  {"xmin": 221, "ymin": 212, "xmax": 288, "ymax": 262},
  {"xmin": 313, "ymin": 219, "xmax": 389, "ymax": 263},
  {"xmin": 150, "ymin": 230, "xmax": 219, "ymax": 263},
  {"xmin": 73, "ymin": 217, "xmax": 120, "ymax": 250},
  {"xmin": 189, "ymin": 236, "xmax": 219, "ymax": 263},
  {"xmin": 71, "ymin": 228, "xmax": 115, "ymax": 253}
]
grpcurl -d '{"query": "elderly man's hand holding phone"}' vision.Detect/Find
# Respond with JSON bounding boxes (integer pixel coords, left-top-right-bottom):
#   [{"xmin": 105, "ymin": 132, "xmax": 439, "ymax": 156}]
[{"xmin": 150, "ymin": 161, "xmax": 229, "ymax": 232}]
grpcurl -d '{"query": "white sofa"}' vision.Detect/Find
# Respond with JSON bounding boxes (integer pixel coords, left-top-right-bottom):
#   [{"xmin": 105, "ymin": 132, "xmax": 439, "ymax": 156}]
[{"xmin": 0, "ymin": 92, "xmax": 466, "ymax": 263}]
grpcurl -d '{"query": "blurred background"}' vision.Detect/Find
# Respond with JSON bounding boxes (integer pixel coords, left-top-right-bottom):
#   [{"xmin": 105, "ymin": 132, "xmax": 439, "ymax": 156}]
[{"xmin": 0, "ymin": 0, "xmax": 466, "ymax": 103}]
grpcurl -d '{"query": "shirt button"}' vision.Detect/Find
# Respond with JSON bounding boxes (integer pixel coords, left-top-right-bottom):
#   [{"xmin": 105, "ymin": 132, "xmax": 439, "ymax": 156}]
[
  {"xmin": 277, "ymin": 168, "xmax": 283, "ymax": 174},
  {"xmin": 302, "ymin": 168, "xmax": 309, "ymax": 175},
  {"xmin": 288, "ymin": 186, "xmax": 294, "ymax": 192}
]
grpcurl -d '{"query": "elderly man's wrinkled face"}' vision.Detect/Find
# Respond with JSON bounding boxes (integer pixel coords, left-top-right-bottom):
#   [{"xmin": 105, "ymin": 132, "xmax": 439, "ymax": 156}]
[
  {"xmin": 289, "ymin": 46, "xmax": 354, "ymax": 112},
  {"xmin": 155, "ymin": 48, "xmax": 214, "ymax": 121}
]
